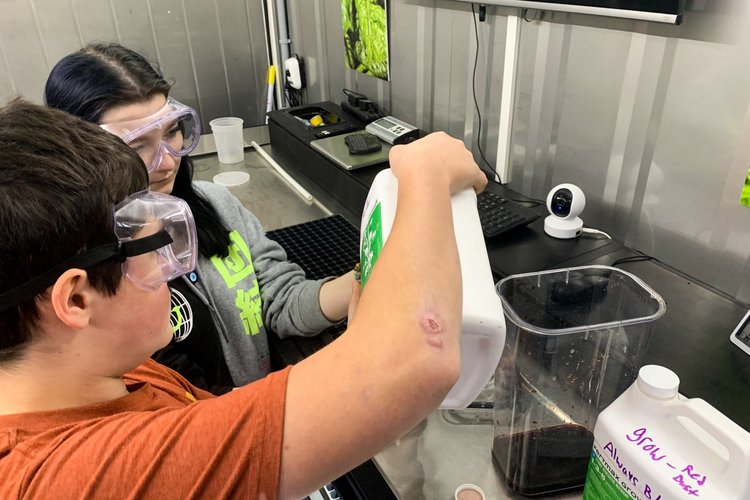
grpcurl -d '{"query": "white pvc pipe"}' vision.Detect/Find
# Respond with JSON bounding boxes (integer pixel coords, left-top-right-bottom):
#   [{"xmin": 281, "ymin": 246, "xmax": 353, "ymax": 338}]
[
  {"xmin": 495, "ymin": 12, "xmax": 521, "ymax": 184},
  {"xmin": 275, "ymin": 0, "xmax": 291, "ymax": 65},
  {"xmin": 264, "ymin": 0, "xmax": 283, "ymax": 110}
]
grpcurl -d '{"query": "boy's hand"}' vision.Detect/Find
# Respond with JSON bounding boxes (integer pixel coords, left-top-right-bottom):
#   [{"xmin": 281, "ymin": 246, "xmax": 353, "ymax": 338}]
[{"xmin": 388, "ymin": 132, "xmax": 487, "ymax": 195}]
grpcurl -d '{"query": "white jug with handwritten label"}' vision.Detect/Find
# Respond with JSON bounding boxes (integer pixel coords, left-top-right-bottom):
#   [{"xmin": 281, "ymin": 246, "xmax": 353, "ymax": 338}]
[{"xmin": 583, "ymin": 365, "xmax": 750, "ymax": 500}]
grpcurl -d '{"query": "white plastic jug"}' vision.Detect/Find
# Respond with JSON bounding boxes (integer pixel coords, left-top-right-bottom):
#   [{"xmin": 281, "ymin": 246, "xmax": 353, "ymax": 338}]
[
  {"xmin": 583, "ymin": 364, "xmax": 750, "ymax": 500},
  {"xmin": 360, "ymin": 169, "xmax": 506, "ymax": 409}
]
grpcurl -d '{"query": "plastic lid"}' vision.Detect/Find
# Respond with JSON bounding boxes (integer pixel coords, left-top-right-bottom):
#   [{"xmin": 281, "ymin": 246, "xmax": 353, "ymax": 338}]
[
  {"xmin": 455, "ymin": 483, "xmax": 485, "ymax": 500},
  {"xmin": 213, "ymin": 171, "xmax": 250, "ymax": 187},
  {"xmin": 637, "ymin": 364, "xmax": 680, "ymax": 399}
]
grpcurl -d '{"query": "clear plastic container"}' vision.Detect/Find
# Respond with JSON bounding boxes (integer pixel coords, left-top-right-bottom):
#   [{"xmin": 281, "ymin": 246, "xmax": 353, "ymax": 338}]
[
  {"xmin": 492, "ymin": 265, "xmax": 666, "ymax": 496},
  {"xmin": 209, "ymin": 117, "xmax": 244, "ymax": 164}
]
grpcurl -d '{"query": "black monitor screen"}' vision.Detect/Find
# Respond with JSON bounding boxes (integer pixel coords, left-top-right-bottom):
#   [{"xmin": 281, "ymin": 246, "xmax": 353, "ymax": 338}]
[
  {"xmin": 529, "ymin": 0, "xmax": 680, "ymax": 15},
  {"xmin": 453, "ymin": 0, "xmax": 683, "ymax": 24}
]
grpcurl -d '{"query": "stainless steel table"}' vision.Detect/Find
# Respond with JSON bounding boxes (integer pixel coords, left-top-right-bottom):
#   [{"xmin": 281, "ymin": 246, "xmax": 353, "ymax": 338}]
[
  {"xmin": 191, "ymin": 128, "xmax": 329, "ymax": 231},
  {"xmin": 375, "ymin": 411, "xmax": 581, "ymax": 499}
]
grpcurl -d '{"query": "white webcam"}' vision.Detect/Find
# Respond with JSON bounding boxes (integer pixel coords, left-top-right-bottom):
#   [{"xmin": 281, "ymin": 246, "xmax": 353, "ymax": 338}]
[{"xmin": 544, "ymin": 183, "xmax": 585, "ymax": 239}]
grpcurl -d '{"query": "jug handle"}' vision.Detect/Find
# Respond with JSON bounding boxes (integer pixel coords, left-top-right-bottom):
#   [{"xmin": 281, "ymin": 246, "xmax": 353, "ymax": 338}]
[{"xmin": 665, "ymin": 398, "xmax": 750, "ymax": 494}]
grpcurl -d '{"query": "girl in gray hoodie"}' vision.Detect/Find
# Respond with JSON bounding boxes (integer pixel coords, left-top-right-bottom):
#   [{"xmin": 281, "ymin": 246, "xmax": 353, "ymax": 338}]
[{"xmin": 45, "ymin": 43, "xmax": 354, "ymax": 392}]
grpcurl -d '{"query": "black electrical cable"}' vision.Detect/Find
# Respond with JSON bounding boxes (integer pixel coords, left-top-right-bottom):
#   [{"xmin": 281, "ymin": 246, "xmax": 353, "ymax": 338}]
[
  {"xmin": 611, "ymin": 252, "xmax": 661, "ymax": 268},
  {"xmin": 285, "ymin": 85, "xmax": 303, "ymax": 107},
  {"xmin": 471, "ymin": 4, "xmax": 500, "ymax": 183},
  {"xmin": 343, "ymin": 88, "xmax": 367, "ymax": 104}
]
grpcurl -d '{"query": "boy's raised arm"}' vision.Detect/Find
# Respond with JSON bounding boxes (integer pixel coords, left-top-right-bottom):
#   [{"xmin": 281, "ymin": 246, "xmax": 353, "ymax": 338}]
[{"xmin": 276, "ymin": 132, "xmax": 486, "ymax": 499}]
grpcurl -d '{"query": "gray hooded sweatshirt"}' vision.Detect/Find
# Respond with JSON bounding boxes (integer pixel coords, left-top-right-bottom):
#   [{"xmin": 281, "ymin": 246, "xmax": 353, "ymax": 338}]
[{"xmin": 177, "ymin": 181, "xmax": 337, "ymax": 386}]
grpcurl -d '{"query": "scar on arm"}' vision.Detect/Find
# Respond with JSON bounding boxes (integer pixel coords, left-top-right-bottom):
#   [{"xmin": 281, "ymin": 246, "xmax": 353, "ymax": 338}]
[{"xmin": 420, "ymin": 313, "xmax": 444, "ymax": 348}]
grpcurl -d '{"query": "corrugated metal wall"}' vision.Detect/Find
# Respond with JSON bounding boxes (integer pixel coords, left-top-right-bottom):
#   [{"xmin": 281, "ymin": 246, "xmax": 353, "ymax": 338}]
[
  {"xmin": 0, "ymin": 0, "xmax": 270, "ymax": 128},
  {"xmin": 288, "ymin": 0, "xmax": 750, "ymax": 304}
]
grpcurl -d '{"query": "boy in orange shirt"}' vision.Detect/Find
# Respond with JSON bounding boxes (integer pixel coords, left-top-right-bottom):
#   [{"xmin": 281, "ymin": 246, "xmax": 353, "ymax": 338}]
[{"xmin": 0, "ymin": 100, "xmax": 486, "ymax": 499}]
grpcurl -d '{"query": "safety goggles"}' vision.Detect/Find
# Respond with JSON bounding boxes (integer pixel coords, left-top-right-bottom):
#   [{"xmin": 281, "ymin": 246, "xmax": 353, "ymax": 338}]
[
  {"xmin": 100, "ymin": 98, "xmax": 201, "ymax": 172},
  {"xmin": 0, "ymin": 190, "xmax": 197, "ymax": 312}
]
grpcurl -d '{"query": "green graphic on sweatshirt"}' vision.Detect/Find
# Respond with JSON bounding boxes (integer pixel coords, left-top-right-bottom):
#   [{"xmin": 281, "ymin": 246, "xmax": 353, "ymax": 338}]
[
  {"xmin": 211, "ymin": 230, "xmax": 256, "ymax": 289},
  {"xmin": 211, "ymin": 230, "xmax": 263, "ymax": 335},
  {"xmin": 360, "ymin": 202, "xmax": 383, "ymax": 287}
]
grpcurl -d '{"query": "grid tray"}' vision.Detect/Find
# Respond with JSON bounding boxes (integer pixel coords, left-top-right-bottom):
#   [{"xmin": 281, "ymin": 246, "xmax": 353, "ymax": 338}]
[
  {"xmin": 266, "ymin": 215, "xmax": 360, "ymax": 363},
  {"xmin": 266, "ymin": 214, "xmax": 360, "ymax": 280}
]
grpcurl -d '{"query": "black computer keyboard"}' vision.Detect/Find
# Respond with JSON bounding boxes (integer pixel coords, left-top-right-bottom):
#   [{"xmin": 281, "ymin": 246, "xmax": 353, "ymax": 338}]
[{"xmin": 477, "ymin": 190, "xmax": 540, "ymax": 238}]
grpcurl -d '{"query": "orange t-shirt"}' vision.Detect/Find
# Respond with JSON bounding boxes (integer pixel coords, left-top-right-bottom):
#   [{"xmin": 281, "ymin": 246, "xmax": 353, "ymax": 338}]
[{"xmin": 0, "ymin": 359, "xmax": 291, "ymax": 499}]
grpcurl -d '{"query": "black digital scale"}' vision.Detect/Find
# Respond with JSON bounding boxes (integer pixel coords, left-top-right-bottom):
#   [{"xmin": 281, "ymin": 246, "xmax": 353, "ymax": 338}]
[
  {"xmin": 310, "ymin": 132, "xmax": 390, "ymax": 171},
  {"xmin": 267, "ymin": 101, "xmax": 387, "ymax": 215},
  {"xmin": 365, "ymin": 115, "xmax": 419, "ymax": 145}
]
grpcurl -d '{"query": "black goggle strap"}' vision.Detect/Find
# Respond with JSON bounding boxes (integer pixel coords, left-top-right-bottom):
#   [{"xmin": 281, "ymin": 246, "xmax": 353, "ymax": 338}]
[
  {"xmin": 119, "ymin": 230, "xmax": 173, "ymax": 258},
  {"xmin": 0, "ymin": 230, "xmax": 172, "ymax": 312}
]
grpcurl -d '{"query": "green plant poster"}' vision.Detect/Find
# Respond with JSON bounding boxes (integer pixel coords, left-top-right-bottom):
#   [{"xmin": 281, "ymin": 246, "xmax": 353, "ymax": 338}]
[
  {"xmin": 741, "ymin": 165, "xmax": 750, "ymax": 207},
  {"xmin": 342, "ymin": 0, "xmax": 390, "ymax": 81}
]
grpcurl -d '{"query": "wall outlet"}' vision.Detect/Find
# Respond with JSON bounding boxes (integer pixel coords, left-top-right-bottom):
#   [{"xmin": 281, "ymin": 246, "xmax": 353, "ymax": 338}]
[{"xmin": 284, "ymin": 55, "xmax": 306, "ymax": 90}]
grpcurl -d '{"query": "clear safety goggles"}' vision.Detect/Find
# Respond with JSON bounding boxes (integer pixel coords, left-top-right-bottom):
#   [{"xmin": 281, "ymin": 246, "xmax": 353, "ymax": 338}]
[
  {"xmin": 100, "ymin": 98, "xmax": 201, "ymax": 172},
  {"xmin": 0, "ymin": 190, "xmax": 197, "ymax": 312}
]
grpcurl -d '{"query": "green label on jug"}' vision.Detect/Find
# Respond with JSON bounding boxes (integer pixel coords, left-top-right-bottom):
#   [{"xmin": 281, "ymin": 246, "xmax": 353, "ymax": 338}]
[
  {"xmin": 583, "ymin": 448, "xmax": 632, "ymax": 500},
  {"xmin": 360, "ymin": 202, "xmax": 383, "ymax": 288}
]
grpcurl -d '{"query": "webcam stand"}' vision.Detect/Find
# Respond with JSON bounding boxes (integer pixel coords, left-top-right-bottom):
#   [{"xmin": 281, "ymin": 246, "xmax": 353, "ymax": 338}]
[{"xmin": 544, "ymin": 215, "xmax": 583, "ymax": 239}]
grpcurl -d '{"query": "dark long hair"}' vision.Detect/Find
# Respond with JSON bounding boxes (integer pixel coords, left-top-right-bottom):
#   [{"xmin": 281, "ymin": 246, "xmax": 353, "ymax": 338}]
[{"xmin": 44, "ymin": 42, "xmax": 231, "ymax": 258}]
